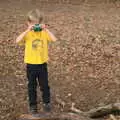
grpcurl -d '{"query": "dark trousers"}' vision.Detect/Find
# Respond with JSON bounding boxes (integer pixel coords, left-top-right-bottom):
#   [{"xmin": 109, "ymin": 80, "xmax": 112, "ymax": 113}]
[{"xmin": 26, "ymin": 63, "xmax": 50, "ymax": 107}]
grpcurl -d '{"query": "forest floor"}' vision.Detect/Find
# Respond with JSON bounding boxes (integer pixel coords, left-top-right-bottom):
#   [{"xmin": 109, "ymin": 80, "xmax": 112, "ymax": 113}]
[{"xmin": 0, "ymin": 0, "xmax": 120, "ymax": 120}]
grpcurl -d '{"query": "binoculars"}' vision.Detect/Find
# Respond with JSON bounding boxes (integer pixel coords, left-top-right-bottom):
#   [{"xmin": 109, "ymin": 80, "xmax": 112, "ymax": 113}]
[{"xmin": 33, "ymin": 24, "xmax": 43, "ymax": 32}]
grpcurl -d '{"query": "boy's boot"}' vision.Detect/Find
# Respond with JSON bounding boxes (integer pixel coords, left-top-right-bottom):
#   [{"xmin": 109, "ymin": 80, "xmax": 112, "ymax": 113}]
[
  {"xmin": 43, "ymin": 103, "xmax": 51, "ymax": 112},
  {"xmin": 29, "ymin": 105, "xmax": 38, "ymax": 114}
]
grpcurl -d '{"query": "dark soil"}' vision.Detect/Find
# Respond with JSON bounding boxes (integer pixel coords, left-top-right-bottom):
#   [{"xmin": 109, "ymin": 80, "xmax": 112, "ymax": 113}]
[{"xmin": 0, "ymin": 0, "xmax": 120, "ymax": 120}]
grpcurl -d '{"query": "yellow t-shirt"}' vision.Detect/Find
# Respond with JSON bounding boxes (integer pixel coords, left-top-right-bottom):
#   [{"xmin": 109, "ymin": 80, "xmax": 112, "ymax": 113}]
[{"xmin": 19, "ymin": 30, "xmax": 52, "ymax": 64}]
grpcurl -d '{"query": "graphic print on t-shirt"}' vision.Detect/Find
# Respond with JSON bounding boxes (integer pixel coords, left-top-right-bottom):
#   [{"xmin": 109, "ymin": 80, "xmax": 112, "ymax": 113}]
[{"xmin": 32, "ymin": 39, "xmax": 43, "ymax": 53}]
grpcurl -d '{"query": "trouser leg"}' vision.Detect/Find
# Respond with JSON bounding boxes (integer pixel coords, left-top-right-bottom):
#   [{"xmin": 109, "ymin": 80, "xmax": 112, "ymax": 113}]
[
  {"xmin": 37, "ymin": 63, "xmax": 50, "ymax": 104},
  {"xmin": 27, "ymin": 65, "xmax": 37, "ymax": 107}
]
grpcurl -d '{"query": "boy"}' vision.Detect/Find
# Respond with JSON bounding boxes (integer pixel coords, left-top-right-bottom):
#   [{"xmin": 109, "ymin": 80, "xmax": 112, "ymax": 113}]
[{"xmin": 16, "ymin": 9, "xmax": 57, "ymax": 114}]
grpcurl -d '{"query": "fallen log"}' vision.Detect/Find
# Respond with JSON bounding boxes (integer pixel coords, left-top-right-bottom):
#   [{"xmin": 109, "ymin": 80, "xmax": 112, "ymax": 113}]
[
  {"xmin": 86, "ymin": 103, "xmax": 120, "ymax": 118},
  {"xmin": 70, "ymin": 103, "xmax": 120, "ymax": 118},
  {"xmin": 18, "ymin": 112, "xmax": 93, "ymax": 120},
  {"xmin": 59, "ymin": 113, "xmax": 93, "ymax": 120}
]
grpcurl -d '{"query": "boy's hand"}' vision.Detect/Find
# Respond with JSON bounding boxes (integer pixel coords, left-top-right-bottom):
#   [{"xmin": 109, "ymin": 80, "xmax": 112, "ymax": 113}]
[
  {"xmin": 27, "ymin": 25, "xmax": 34, "ymax": 31},
  {"xmin": 41, "ymin": 24, "xmax": 49, "ymax": 30}
]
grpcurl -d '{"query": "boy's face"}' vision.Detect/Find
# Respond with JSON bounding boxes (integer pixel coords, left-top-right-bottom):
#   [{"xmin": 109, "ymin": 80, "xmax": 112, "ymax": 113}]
[
  {"xmin": 27, "ymin": 21, "xmax": 34, "ymax": 26},
  {"xmin": 27, "ymin": 20, "xmax": 39, "ymax": 26}
]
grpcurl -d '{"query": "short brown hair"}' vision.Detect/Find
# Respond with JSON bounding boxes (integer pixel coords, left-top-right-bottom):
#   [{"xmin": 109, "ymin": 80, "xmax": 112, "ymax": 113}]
[{"xmin": 27, "ymin": 9, "xmax": 43, "ymax": 23}]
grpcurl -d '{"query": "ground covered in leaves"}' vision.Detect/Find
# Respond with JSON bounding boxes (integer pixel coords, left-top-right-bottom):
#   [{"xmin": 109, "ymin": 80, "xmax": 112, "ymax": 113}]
[{"xmin": 0, "ymin": 0, "xmax": 120, "ymax": 120}]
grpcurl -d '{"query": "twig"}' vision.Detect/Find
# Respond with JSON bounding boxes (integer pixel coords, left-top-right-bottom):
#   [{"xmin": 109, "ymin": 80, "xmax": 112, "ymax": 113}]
[
  {"xmin": 55, "ymin": 96, "xmax": 66, "ymax": 108},
  {"xmin": 109, "ymin": 114, "xmax": 117, "ymax": 120},
  {"xmin": 71, "ymin": 103, "xmax": 83, "ymax": 114}
]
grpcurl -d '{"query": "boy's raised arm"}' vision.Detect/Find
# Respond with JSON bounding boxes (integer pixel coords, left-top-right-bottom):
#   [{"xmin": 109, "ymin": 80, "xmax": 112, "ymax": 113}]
[
  {"xmin": 16, "ymin": 30, "xmax": 28, "ymax": 43},
  {"xmin": 45, "ymin": 29, "xmax": 57, "ymax": 42},
  {"xmin": 16, "ymin": 25, "xmax": 33, "ymax": 43}
]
